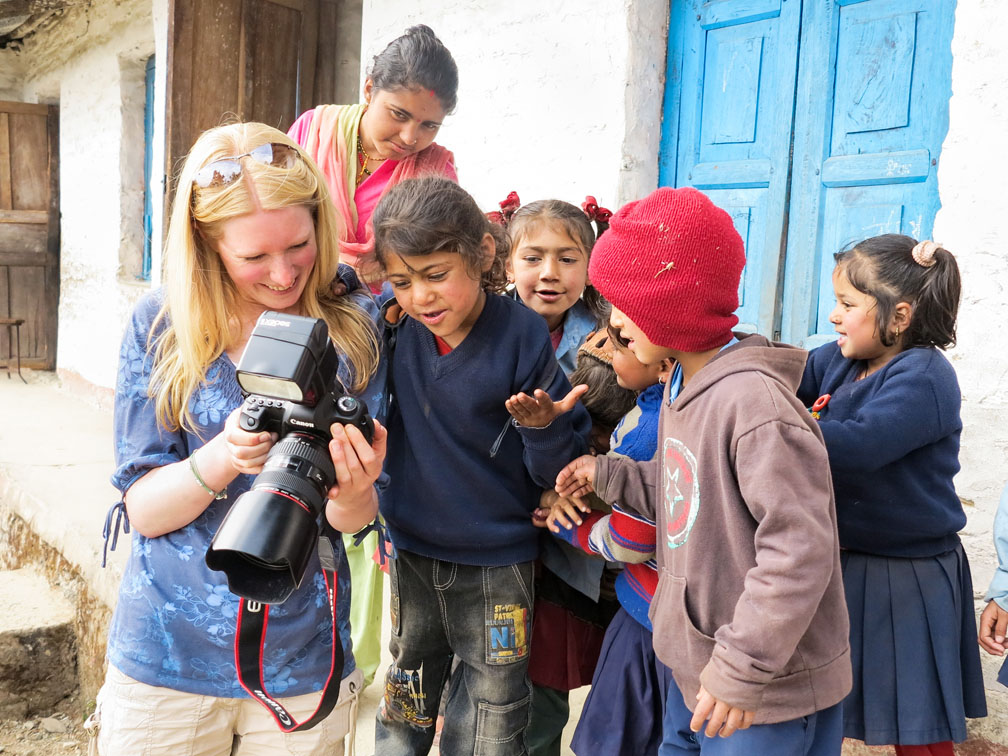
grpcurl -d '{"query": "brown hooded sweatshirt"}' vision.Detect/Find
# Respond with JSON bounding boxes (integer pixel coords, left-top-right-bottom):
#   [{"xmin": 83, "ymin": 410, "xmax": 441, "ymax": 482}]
[{"xmin": 595, "ymin": 333, "xmax": 851, "ymax": 723}]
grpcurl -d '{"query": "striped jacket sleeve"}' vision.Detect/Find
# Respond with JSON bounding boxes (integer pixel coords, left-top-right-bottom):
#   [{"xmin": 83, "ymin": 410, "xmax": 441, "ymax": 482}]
[{"xmin": 554, "ymin": 505, "xmax": 656, "ymax": 565}]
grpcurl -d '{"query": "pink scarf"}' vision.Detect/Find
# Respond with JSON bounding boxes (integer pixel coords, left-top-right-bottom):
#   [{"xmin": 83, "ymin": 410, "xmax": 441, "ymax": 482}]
[{"xmin": 290, "ymin": 104, "xmax": 456, "ymax": 273}]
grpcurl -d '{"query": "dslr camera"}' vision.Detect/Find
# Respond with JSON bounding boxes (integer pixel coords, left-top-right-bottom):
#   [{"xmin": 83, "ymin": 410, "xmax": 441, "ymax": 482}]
[{"xmin": 206, "ymin": 311, "xmax": 373, "ymax": 604}]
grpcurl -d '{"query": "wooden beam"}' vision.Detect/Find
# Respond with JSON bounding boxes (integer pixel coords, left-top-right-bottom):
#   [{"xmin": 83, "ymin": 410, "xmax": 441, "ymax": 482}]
[
  {"xmin": 0, "ymin": 100, "xmax": 50, "ymax": 116},
  {"xmin": 0, "ymin": 210, "xmax": 47, "ymax": 223},
  {"xmin": 0, "ymin": 113, "xmax": 10, "ymax": 211}
]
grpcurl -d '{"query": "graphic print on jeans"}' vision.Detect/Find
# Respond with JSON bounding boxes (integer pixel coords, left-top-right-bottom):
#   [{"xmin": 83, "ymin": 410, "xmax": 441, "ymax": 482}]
[
  {"xmin": 488, "ymin": 604, "xmax": 530, "ymax": 663},
  {"xmin": 663, "ymin": 437, "xmax": 700, "ymax": 550},
  {"xmin": 383, "ymin": 663, "xmax": 433, "ymax": 727}
]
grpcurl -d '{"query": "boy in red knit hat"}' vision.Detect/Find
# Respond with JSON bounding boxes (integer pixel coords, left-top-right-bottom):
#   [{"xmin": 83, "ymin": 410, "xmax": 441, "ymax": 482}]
[{"xmin": 555, "ymin": 187, "xmax": 851, "ymax": 755}]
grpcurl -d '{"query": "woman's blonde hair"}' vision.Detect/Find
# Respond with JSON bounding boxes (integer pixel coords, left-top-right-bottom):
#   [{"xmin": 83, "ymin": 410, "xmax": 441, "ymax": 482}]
[{"xmin": 151, "ymin": 122, "xmax": 379, "ymax": 434}]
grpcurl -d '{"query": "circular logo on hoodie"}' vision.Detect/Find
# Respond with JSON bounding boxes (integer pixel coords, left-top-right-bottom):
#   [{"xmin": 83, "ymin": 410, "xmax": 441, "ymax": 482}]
[{"xmin": 663, "ymin": 437, "xmax": 699, "ymax": 549}]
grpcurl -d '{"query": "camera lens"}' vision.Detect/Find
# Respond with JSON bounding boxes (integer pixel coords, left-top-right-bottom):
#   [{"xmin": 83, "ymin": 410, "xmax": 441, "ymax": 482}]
[{"xmin": 206, "ymin": 431, "xmax": 335, "ymax": 604}]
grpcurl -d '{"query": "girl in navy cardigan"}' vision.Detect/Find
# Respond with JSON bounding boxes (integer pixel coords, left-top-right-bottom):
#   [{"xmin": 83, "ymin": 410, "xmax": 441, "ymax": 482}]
[
  {"xmin": 798, "ymin": 234, "xmax": 986, "ymax": 756},
  {"xmin": 368, "ymin": 175, "xmax": 592, "ymax": 755}
]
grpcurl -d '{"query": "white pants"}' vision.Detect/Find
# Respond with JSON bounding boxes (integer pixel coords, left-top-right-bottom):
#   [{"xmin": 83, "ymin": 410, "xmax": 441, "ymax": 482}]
[{"xmin": 89, "ymin": 664, "xmax": 361, "ymax": 756}]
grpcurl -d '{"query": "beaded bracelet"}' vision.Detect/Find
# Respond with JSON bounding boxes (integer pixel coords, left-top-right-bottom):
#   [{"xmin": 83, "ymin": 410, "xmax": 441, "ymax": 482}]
[{"xmin": 189, "ymin": 453, "xmax": 227, "ymax": 500}]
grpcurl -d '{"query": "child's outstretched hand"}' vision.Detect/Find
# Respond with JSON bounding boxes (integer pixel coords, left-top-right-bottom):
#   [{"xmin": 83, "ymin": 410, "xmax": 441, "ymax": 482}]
[
  {"xmin": 506, "ymin": 384, "xmax": 589, "ymax": 429},
  {"xmin": 979, "ymin": 599, "xmax": 1008, "ymax": 655},
  {"xmin": 555, "ymin": 454, "xmax": 597, "ymax": 499},
  {"xmin": 534, "ymin": 489, "xmax": 592, "ymax": 533},
  {"xmin": 691, "ymin": 686, "xmax": 755, "ymax": 738}
]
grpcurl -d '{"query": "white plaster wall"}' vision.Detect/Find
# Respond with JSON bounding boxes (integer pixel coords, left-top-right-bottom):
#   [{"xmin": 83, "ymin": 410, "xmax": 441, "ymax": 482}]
[
  {"xmin": 12, "ymin": 0, "xmax": 155, "ymax": 389},
  {"xmin": 935, "ymin": 0, "xmax": 1008, "ymax": 743},
  {"xmin": 361, "ymin": 0, "xmax": 666, "ymax": 214}
]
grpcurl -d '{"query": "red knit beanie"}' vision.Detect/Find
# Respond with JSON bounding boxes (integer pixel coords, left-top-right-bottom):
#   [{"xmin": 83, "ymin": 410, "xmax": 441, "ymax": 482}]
[{"xmin": 588, "ymin": 187, "xmax": 745, "ymax": 352}]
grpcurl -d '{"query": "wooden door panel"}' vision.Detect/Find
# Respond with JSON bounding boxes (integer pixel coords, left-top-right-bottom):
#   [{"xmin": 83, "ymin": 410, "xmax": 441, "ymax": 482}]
[
  {"xmin": 0, "ymin": 222, "xmax": 47, "ymax": 257},
  {"xmin": 243, "ymin": 0, "xmax": 317, "ymax": 127},
  {"xmin": 0, "ymin": 266, "xmax": 6, "ymax": 355},
  {"xmin": 660, "ymin": 0, "xmax": 801, "ymax": 337},
  {"xmin": 1, "ymin": 105, "xmax": 57, "ymax": 370},
  {"xmin": 8, "ymin": 112, "xmax": 48, "ymax": 209},
  {"xmin": 781, "ymin": 0, "xmax": 954, "ymax": 344},
  {"xmin": 166, "ymin": 0, "xmax": 335, "ymax": 212},
  {"xmin": 0, "ymin": 101, "xmax": 58, "ymax": 369},
  {"xmin": 8, "ymin": 265, "xmax": 47, "ymax": 357}
]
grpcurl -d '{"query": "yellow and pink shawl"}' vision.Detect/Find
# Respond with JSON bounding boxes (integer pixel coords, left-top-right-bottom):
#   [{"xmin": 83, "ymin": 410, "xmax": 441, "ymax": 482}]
[{"xmin": 290, "ymin": 103, "xmax": 456, "ymax": 272}]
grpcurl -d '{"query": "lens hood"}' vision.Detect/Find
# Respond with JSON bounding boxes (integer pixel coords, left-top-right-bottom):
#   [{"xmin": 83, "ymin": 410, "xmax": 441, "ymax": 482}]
[{"xmin": 206, "ymin": 487, "xmax": 319, "ymax": 604}]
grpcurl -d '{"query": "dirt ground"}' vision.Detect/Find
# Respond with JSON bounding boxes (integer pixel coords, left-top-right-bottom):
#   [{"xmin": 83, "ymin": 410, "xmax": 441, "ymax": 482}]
[{"xmin": 0, "ymin": 695, "xmax": 88, "ymax": 756}]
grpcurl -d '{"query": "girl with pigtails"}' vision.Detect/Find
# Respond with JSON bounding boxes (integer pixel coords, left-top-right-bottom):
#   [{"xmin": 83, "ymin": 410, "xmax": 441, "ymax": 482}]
[{"xmin": 798, "ymin": 235, "xmax": 987, "ymax": 755}]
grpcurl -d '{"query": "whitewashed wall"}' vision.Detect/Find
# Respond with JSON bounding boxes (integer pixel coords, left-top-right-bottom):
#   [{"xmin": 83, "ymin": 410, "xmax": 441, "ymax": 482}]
[
  {"xmin": 361, "ymin": 0, "xmax": 667, "ymax": 214},
  {"xmin": 8, "ymin": 0, "xmax": 156, "ymax": 391},
  {"xmin": 936, "ymin": 1, "xmax": 1008, "ymax": 742}
]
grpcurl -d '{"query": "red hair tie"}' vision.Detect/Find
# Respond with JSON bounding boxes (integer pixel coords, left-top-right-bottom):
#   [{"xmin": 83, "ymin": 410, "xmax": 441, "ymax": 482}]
[
  {"xmin": 488, "ymin": 191, "xmax": 521, "ymax": 227},
  {"xmin": 581, "ymin": 195, "xmax": 612, "ymax": 223}
]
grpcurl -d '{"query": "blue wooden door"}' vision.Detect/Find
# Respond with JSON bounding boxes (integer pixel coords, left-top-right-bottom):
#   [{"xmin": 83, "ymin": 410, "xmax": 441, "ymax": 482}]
[
  {"xmin": 661, "ymin": 0, "xmax": 954, "ymax": 344},
  {"xmin": 660, "ymin": 0, "xmax": 802, "ymax": 336},
  {"xmin": 780, "ymin": 0, "xmax": 955, "ymax": 345}
]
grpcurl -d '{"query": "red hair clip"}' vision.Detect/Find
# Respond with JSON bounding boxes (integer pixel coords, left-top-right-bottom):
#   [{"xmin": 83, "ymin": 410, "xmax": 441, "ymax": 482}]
[
  {"xmin": 488, "ymin": 191, "xmax": 521, "ymax": 228},
  {"xmin": 582, "ymin": 195, "xmax": 612, "ymax": 223}
]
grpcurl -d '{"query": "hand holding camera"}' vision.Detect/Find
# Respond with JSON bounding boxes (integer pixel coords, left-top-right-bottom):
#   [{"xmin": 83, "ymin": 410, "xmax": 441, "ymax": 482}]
[
  {"xmin": 222, "ymin": 408, "xmax": 277, "ymax": 476},
  {"xmin": 207, "ymin": 311, "xmax": 383, "ymax": 604}
]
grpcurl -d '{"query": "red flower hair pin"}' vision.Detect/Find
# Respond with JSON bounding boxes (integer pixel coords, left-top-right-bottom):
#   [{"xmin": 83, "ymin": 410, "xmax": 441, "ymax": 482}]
[
  {"xmin": 487, "ymin": 191, "xmax": 521, "ymax": 227},
  {"xmin": 581, "ymin": 195, "xmax": 612, "ymax": 223}
]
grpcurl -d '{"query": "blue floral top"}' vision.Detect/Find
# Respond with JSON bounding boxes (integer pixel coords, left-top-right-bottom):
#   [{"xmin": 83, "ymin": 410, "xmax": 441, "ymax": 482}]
[{"xmin": 107, "ymin": 281, "xmax": 382, "ymax": 697}]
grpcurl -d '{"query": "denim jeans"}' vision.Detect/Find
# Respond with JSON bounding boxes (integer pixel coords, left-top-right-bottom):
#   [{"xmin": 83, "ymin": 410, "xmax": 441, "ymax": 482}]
[{"xmin": 374, "ymin": 549, "xmax": 535, "ymax": 755}]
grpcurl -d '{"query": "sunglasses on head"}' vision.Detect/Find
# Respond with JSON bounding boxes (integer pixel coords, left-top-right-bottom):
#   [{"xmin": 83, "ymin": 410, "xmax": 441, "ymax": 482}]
[{"xmin": 192, "ymin": 142, "xmax": 301, "ymax": 189}]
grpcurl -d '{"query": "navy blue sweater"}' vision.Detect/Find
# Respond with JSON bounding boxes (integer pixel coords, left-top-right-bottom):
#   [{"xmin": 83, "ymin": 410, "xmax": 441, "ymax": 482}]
[
  {"xmin": 382, "ymin": 293, "xmax": 592, "ymax": 566},
  {"xmin": 798, "ymin": 341, "xmax": 965, "ymax": 557}
]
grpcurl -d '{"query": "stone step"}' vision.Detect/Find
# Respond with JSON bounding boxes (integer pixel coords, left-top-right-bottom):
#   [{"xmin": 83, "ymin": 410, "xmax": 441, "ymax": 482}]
[{"xmin": 0, "ymin": 568, "xmax": 77, "ymax": 720}]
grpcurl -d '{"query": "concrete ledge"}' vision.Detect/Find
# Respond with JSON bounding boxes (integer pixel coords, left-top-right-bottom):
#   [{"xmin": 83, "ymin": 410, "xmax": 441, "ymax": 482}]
[
  {"xmin": 0, "ymin": 568, "xmax": 77, "ymax": 718},
  {"xmin": 0, "ymin": 371, "xmax": 126, "ymax": 609},
  {"xmin": 0, "ymin": 371, "xmax": 126, "ymax": 708}
]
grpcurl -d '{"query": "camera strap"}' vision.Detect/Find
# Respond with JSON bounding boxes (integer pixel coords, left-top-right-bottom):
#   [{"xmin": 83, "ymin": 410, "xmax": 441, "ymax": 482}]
[{"xmin": 233, "ymin": 526, "xmax": 345, "ymax": 732}]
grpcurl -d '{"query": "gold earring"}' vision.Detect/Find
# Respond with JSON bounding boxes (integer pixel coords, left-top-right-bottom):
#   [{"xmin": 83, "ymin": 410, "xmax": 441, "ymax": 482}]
[{"xmin": 895, "ymin": 326, "xmax": 901, "ymax": 338}]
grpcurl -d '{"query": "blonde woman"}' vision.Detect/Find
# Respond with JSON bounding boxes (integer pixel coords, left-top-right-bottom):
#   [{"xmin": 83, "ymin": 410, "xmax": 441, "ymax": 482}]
[{"xmin": 92, "ymin": 122, "xmax": 385, "ymax": 755}]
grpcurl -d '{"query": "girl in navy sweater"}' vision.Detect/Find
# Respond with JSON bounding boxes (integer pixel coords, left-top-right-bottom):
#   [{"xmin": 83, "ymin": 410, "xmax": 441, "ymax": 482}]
[
  {"xmin": 369, "ymin": 175, "xmax": 591, "ymax": 755},
  {"xmin": 798, "ymin": 234, "xmax": 987, "ymax": 756}
]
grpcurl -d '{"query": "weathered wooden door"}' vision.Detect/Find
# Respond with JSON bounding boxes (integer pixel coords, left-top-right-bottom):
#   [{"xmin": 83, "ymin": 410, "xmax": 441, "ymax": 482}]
[
  {"xmin": 165, "ymin": 0, "xmax": 349, "ymax": 202},
  {"xmin": 660, "ymin": 0, "xmax": 954, "ymax": 344},
  {"xmin": 780, "ymin": 0, "xmax": 955, "ymax": 345},
  {"xmin": 660, "ymin": 0, "xmax": 802, "ymax": 337},
  {"xmin": 0, "ymin": 101, "xmax": 59, "ymax": 370}
]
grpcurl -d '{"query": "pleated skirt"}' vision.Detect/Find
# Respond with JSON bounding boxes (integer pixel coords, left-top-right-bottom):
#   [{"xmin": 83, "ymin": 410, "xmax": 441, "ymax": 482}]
[
  {"xmin": 570, "ymin": 607, "xmax": 673, "ymax": 756},
  {"xmin": 841, "ymin": 544, "xmax": 987, "ymax": 745}
]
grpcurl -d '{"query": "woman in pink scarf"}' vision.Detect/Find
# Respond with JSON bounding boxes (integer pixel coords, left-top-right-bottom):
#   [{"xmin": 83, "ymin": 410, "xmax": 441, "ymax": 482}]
[
  {"xmin": 287, "ymin": 23, "xmax": 457, "ymax": 692},
  {"xmin": 289, "ymin": 25, "xmax": 458, "ymax": 282}
]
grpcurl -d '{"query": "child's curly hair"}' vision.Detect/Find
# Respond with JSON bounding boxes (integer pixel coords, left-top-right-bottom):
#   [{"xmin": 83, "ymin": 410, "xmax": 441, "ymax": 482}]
[{"xmin": 570, "ymin": 330, "xmax": 637, "ymax": 429}]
